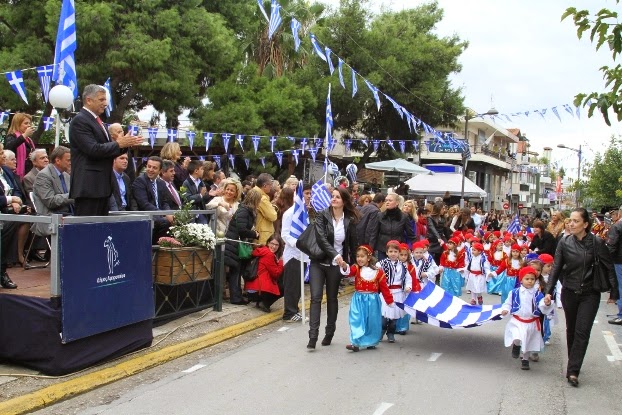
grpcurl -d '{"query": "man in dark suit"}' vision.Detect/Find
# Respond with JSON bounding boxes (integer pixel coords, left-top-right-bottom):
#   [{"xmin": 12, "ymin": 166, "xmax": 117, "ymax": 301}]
[
  {"xmin": 132, "ymin": 156, "xmax": 173, "ymax": 243},
  {"xmin": 160, "ymin": 159, "xmax": 182, "ymax": 210},
  {"xmin": 182, "ymin": 160, "xmax": 210, "ymax": 224},
  {"xmin": 68, "ymin": 84, "xmax": 142, "ymax": 216},
  {"xmin": 109, "ymin": 153, "xmax": 137, "ymax": 211}
]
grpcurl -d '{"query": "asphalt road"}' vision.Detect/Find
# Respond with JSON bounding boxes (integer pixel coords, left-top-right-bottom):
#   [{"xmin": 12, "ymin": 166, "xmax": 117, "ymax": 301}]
[{"xmin": 34, "ymin": 293, "xmax": 622, "ymax": 415}]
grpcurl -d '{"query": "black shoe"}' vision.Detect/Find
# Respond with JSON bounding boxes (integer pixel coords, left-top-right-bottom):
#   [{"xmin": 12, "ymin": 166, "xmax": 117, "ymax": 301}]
[
  {"xmin": 321, "ymin": 335, "xmax": 333, "ymax": 346},
  {"xmin": 366, "ymin": 346, "xmax": 376, "ymax": 350},
  {"xmin": 387, "ymin": 333, "xmax": 395, "ymax": 343},
  {"xmin": 31, "ymin": 252, "xmax": 48, "ymax": 262},
  {"xmin": 346, "ymin": 344, "xmax": 360, "ymax": 352},
  {"xmin": 608, "ymin": 317, "xmax": 622, "ymax": 325},
  {"xmin": 307, "ymin": 338, "xmax": 317, "ymax": 349},
  {"xmin": 231, "ymin": 299, "xmax": 250, "ymax": 305},
  {"xmin": 521, "ymin": 359, "xmax": 530, "ymax": 370},
  {"xmin": 511, "ymin": 344, "xmax": 521, "ymax": 359},
  {"xmin": 567, "ymin": 375, "xmax": 579, "ymax": 387},
  {"xmin": 0, "ymin": 273, "xmax": 17, "ymax": 289},
  {"xmin": 258, "ymin": 304, "xmax": 271, "ymax": 313}
]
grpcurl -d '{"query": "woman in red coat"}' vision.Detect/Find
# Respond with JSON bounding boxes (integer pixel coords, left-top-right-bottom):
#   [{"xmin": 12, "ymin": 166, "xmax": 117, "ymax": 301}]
[{"xmin": 246, "ymin": 234, "xmax": 284, "ymax": 312}]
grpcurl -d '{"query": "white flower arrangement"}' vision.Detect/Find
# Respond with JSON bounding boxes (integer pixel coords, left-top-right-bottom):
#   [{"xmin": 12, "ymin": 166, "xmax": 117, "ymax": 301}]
[{"xmin": 170, "ymin": 222, "xmax": 216, "ymax": 251}]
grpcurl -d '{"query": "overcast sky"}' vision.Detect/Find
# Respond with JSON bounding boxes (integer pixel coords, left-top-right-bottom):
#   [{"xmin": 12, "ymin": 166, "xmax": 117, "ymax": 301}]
[{"xmin": 324, "ymin": 0, "xmax": 622, "ymax": 175}]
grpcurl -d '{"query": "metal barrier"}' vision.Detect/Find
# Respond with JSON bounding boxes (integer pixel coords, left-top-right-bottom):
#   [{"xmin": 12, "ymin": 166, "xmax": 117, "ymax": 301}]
[{"xmin": 0, "ymin": 210, "xmax": 225, "ymax": 318}]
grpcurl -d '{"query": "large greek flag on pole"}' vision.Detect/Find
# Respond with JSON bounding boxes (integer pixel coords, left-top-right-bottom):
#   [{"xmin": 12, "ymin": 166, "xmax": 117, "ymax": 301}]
[
  {"xmin": 52, "ymin": 0, "xmax": 78, "ymax": 98},
  {"xmin": 398, "ymin": 283, "xmax": 503, "ymax": 329},
  {"xmin": 290, "ymin": 181, "xmax": 308, "ymax": 239},
  {"xmin": 507, "ymin": 214, "xmax": 521, "ymax": 234}
]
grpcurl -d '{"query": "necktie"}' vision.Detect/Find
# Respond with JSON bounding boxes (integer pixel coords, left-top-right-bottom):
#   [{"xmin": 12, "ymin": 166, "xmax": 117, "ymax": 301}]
[
  {"xmin": 96, "ymin": 117, "xmax": 109, "ymax": 141},
  {"xmin": 59, "ymin": 173, "xmax": 74, "ymax": 214},
  {"xmin": 152, "ymin": 180, "xmax": 159, "ymax": 209},
  {"xmin": 168, "ymin": 182, "xmax": 181, "ymax": 207}
]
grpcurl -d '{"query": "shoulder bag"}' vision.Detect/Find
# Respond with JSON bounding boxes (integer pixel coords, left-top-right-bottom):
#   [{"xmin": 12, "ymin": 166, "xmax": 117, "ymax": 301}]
[
  {"xmin": 241, "ymin": 256, "xmax": 259, "ymax": 281},
  {"xmin": 592, "ymin": 237, "xmax": 612, "ymax": 292},
  {"xmin": 234, "ymin": 206, "xmax": 254, "ymax": 260},
  {"xmin": 296, "ymin": 224, "xmax": 325, "ymax": 261}
]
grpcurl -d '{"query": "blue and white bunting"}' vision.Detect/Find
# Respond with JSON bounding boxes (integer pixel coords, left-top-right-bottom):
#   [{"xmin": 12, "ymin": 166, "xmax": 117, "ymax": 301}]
[
  {"xmin": 236, "ymin": 134, "xmax": 244, "ymax": 151},
  {"xmin": 551, "ymin": 106, "xmax": 561, "ymax": 122},
  {"xmin": 337, "ymin": 58, "xmax": 346, "ymax": 89},
  {"xmin": 251, "ymin": 135, "xmax": 260, "ymax": 154},
  {"xmin": 344, "ymin": 139, "xmax": 352, "ymax": 154},
  {"xmin": 260, "ymin": 157, "xmax": 266, "ymax": 168},
  {"xmin": 52, "ymin": 0, "xmax": 78, "ymax": 98},
  {"xmin": 148, "ymin": 127, "xmax": 158, "ymax": 148},
  {"xmin": 373, "ymin": 140, "xmax": 380, "ymax": 153},
  {"xmin": 351, "ymin": 68, "xmax": 358, "ymax": 98},
  {"xmin": 6, "ymin": 71, "xmax": 28, "ymax": 104},
  {"xmin": 311, "ymin": 179, "xmax": 332, "ymax": 211},
  {"xmin": 308, "ymin": 147, "xmax": 318, "ymax": 162},
  {"xmin": 228, "ymin": 154, "xmax": 235, "ymax": 169},
  {"xmin": 275, "ymin": 151, "xmax": 283, "ymax": 167},
  {"xmin": 213, "ymin": 155, "xmax": 221, "ymax": 169},
  {"xmin": 399, "ymin": 141, "xmax": 406, "ymax": 153},
  {"xmin": 204, "ymin": 132, "xmax": 213, "ymax": 151},
  {"xmin": 244, "ymin": 158, "xmax": 250, "ymax": 170},
  {"xmin": 325, "ymin": 83, "xmax": 333, "ymax": 150},
  {"xmin": 300, "ymin": 137, "xmax": 307, "ymax": 154},
  {"xmin": 0, "ymin": 112, "xmax": 8, "ymax": 125},
  {"xmin": 128, "ymin": 125, "xmax": 139, "ymax": 136},
  {"xmin": 257, "ymin": 0, "xmax": 269, "ymax": 22},
  {"xmin": 270, "ymin": 136, "xmax": 277, "ymax": 153},
  {"xmin": 291, "ymin": 18, "xmax": 302, "ymax": 52},
  {"xmin": 563, "ymin": 104, "xmax": 574, "ymax": 118},
  {"xmin": 292, "ymin": 149, "xmax": 299, "ymax": 165},
  {"xmin": 42, "ymin": 117, "xmax": 55, "ymax": 131},
  {"xmin": 386, "ymin": 139, "xmax": 395, "ymax": 151},
  {"xmin": 268, "ymin": 0, "xmax": 282, "ymax": 40},
  {"xmin": 310, "ymin": 34, "xmax": 327, "ymax": 61},
  {"xmin": 103, "ymin": 77, "xmax": 114, "ymax": 117},
  {"xmin": 326, "ymin": 47, "xmax": 335, "ymax": 75},
  {"xmin": 364, "ymin": 79, "xmax": 381, "ymax": 111},
  {"xmin": 290, "ymin": 181, "xmax": 309, "ymax": 240},
  {"xmin": 167, "ymin": 129, "xmax": 177, "ymax": 142},
  {"xmin": 316, "ymin": 138, "xmax": 323, "ymax": 150},
  {"xmin": 36, "ymin": 65, "xmax": 54, "ymax": 103},
  {"xmin": 222, "ymin": 133, "xmax": 232, "ymax": 152},
  {"xmin": 187, "ymin": 131, "xmax": 195, "ymax": 150}
]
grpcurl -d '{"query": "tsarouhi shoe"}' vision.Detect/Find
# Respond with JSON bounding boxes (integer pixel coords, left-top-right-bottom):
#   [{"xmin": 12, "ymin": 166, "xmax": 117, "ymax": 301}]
[
  {"xmin": 345, "ymin": 344, "xmax": 360, "ymax": 352},
  {"xmin": 477, "ymin": 296, "xmax": 483, "ymax": 305},
  {"xmin": 512, "ymin": 344, "xmax": 521, "ymax": 359},
  {"xmin": 521, "ymin": 359, "xmax": 530, "ymax": 370}
]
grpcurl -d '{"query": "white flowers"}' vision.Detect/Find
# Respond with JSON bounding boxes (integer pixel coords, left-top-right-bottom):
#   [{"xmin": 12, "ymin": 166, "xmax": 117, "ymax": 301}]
[{"xmin": 170, "ymin": 223, "xmax": 216, "ymax": 250}]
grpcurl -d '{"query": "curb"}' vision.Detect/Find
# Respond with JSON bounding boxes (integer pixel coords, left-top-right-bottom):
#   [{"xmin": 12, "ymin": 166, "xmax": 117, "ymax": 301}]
[{"xmin": 0, "ymin": 286, "xmax": 355, "ymax": 414}]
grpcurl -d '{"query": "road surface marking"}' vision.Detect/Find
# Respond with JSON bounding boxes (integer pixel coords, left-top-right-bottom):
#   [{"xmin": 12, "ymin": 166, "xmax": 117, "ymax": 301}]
[
  {"xmin": 372, "ymin": 402, "xmax": 394, "ymax": 415},
  {"xmin": 278, "ymin": 327, "xmax": 290, "ymax": 332},
  {"xmin": 602, "ymin": 331, "xmax": 622, "ymax": 361},
  {"xmin": 182, "ymin": 364, "xmax": 206, "ymax": 373},
  {"xmin": 427, "ymin": 353, "xmax": 443, "ymax": 361}
]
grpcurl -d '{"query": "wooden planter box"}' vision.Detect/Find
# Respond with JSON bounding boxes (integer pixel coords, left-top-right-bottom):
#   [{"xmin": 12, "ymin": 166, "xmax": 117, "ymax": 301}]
[{"xmin": 154, "ymin": 247, "xmax": 213, "ymax": 285}]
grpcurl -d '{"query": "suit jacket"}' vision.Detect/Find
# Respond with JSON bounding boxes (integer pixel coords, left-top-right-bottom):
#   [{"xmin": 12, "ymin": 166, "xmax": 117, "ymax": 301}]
[
  {"xmin": 162, "ymin": 179, "xmax": 182, "ymax": 210},
  {"xmin": 132, "ymin": 174, "xmax": 171, "ymax": 212},
  {"xmin": 33, "ymin": 165, "xmax": 73, "ymax": 216},
  {"xmin": 22, "ymin": 167, "xmax": 39, "ymax": 196},
  {"xmin": 1, "ymin": 166, "xmax": 25, "ymax": 200},
  {"xmin": 109, "ymin": 171, "xmax": 137, "ymax": 211},
  {"xmin": 182, "ymin": 177, "xmax": 209, "ymax": 209},
  {"xmin": 68, "ymin": 108, "xmax": 123, "ymax": 199}
]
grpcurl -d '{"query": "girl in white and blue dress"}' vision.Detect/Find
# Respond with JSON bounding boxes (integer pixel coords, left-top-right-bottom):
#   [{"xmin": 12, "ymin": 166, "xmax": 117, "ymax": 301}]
[
  {"xmin": 501, "ymin": 266, "xmax": 553, "ymax": 370},
  {"xmin": 377, "ymin": 240, "xmax": 412, "ymax": 343},
  {"xmin": 340, "ymin": 245, "xmax": 394, "ymax": 352},
  {"xmin": 419, "ymin": 239, "xmax": 439, "ymax": 285},
  {"xmin": 487, "ymin": 240, "xmax": 507, "ymax": 295},
  {"xmin": 395, "ymin": 243, "xmax": 421, "ymax": 334},
  {"xmin": 538, "ymin": 253, "xmax": 559, "ymax": 345},
  {"xmin": 464, "ymin": 242, "xmax": 493, "ymax": 305},
  {"xmin": 440, "ymin": 237, "xmax": 465, "ymax": 297}
]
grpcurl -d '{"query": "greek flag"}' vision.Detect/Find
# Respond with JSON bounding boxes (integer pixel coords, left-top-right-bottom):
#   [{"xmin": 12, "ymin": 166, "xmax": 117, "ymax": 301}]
[
  {"xmin": 257, "ymin": 0, "xmax": 269, "ymax": 22},
  {"xmin": 507, "ymin": 214, "xmax": 521, "ymax": 234},
  {"xmin": 52, "ymin": 0, "xmax": 78, "ymax": 98},
  {"xmin": 268, "ymin": 0, "xmax": 282, "ymax": 40},
  {"xmin": 6, "ymin": 71, "xmax": 28, "ymax": 104},
  {"xmin": 103, "ymin": 78, "xmax": 114, "ymax": 117},
  {"xmin": 325, "ymin": 83, "xmax": 333, "ymax": 146},
  {"xmin": 291, "ymin": 18, "xmax": 302, "ymax": 51},
  {"xmin": 311, "ymin": 179, "xmax": 332, "ymax": 211},
  {"xmin": 310, "ymin": 34, "xmax": 326, "ymax": 61},
  {"xmin": 290, "ymin": 182, "xmax": 309, "ymax": 239},
  {"xmin": 398, "ymin": 283, "xmax": 503, "ymax": 329},
  {"xmin": 36, "ymin": 65, "xmax": 55, "ymax": 103}
]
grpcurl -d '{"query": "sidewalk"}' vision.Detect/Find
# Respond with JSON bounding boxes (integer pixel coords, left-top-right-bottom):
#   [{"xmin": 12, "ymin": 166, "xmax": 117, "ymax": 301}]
[{"xmin": 0, "ymin": 284, "xmax": 354, "ymax": 414}]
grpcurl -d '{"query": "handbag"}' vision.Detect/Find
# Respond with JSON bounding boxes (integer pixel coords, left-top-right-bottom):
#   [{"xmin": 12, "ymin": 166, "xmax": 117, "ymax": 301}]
[
  {"xmin": 296, "ymin": 224, "xmax": 325, "ymax": 261},
  {"xmin": 592, "ymin": 237, "xmax": 612, "ymax": 292},
  {"xmin": 238, "ymin": 241, "xmax": 253, "ymax": 260},
  {"xmin": 241, "ymin": 256, "xmax": 259, "ymax": 281}
]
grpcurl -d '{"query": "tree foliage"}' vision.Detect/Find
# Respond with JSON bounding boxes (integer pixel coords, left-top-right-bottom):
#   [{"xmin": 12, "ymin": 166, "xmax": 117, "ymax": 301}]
[
  {"xmin": 583, "ymin": 136, "xmax": 622, "ymax": 208},
  {"xmin": 563, "ymin": 2, "xmax": 622, "ymax": 125}
]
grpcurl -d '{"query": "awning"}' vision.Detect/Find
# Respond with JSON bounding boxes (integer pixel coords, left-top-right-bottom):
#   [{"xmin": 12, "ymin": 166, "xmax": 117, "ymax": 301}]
[
  {"xmin": 404, "ymin": 173, "xmax": 487, "ymax": 198},
  {"xmin": 365, "ymin": 159, "xmax": 433, "ymax": 175}
]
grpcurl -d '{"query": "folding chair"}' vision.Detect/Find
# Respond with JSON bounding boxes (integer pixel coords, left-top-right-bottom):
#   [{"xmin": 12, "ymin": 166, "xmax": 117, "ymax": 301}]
[{"xmin": 23, "ymin": 191, "xmax": 51, "ymax": 270}]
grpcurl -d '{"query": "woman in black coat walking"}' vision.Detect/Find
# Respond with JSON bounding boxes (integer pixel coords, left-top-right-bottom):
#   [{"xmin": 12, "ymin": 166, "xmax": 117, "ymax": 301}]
[{"xmin": 224, "ymin": 188, "xmax": 262, "ymax": 305}]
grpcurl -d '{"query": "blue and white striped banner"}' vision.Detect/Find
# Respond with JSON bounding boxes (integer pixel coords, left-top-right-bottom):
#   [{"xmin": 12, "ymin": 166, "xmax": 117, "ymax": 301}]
[
  {"xmin": 52, "ymin": 0, "xmax": 78, "ymax": 98},
  {"xmin": 398, "ymin": 283, "xmax": 503, "ymax": 329},
  {"xmin": 36, "ymin": 65, "xmax": 54, "ymax": 103},
  {"xmin": 290, "ymin": 181, "xmax": 309, "ymax": 239}
]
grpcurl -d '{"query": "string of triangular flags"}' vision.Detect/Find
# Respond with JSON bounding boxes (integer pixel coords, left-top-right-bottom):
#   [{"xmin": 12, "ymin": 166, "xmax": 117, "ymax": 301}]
[{"xmin": 0, "ymin": 64, "xmax": 57, "ymax": 105}]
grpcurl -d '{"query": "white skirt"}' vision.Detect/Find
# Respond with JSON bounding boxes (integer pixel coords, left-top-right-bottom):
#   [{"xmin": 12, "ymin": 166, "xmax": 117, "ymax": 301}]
[
  {"xmin": 465, "ymin": 273, "xmax": 487, "ymax": 294},
  {"xmin": 504, "ymin": 315, "xmax": 544, "ymax": 353},
  {"xmin": 381, "ymin": 289, "xmax": 406, "ymax": 319}
]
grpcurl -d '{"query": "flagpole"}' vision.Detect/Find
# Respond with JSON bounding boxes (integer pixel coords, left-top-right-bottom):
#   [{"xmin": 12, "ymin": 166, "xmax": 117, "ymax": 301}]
[
  {"xmin": 299, "ymin": 253, "xmax": 305, "ymax": 325},
  {"xmin": 324, "ymin": 83, "xmax": 331, "ymax": 184},
  {"xmin": 54, "ymin": 114, "xmax": 61, "ymax": 148}
]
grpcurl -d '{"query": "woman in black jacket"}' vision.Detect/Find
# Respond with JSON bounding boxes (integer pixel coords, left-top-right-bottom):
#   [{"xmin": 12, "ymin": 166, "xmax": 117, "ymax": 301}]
[
  {"xmin": 307, "ymin": 187, "xmax": 358, "ymax": 349},
  {"xmin": 4, "ymin": 113, "xmax": 36, "ymax": 179},
  {"xmin": 546, "ymin": 208, "xmax": 619, "ymax": 387},
  {"xmin": 368, "ymin": 193, "xmax": 415, "ymax": 259},
  {"xmin": 529, "ymin": 220, "xmax": 557, "ymax": 255},
  {"xmin": 224, "ymin": 188, "xmax": 262, "ymax": 305}
]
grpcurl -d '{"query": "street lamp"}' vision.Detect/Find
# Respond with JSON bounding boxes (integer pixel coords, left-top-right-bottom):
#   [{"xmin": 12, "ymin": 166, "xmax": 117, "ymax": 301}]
[
  {"xmin": 460, "ymin": 107, "xmax": 499, "ymax": 208},
  {"xmin": 49, "ymin": 85, "xmax": 74, "ymax": 147},
  {"xmin": 557, "ymin": 144, "xmax": 582, "ymax": 207}
]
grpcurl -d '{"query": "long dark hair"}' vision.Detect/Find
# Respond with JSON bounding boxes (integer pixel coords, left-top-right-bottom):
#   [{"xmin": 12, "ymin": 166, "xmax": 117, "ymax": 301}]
[
  {"xmin": 573, "ymin": 207, "xmax": 592, "ymax": 232},
  {"xmin": 331, "ymin": 187, "xmax": 360, "ymax": 223}
]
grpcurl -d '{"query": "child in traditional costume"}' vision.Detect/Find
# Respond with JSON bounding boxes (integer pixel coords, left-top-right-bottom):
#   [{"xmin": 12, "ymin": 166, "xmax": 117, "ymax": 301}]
[
  {"xmin": 440, "ymin": 237, "xmax": 465, "ymax": 297},
  {"xmin": 501, "ymin": 266, "xmax": 553, "ymax": 370},
  {"xmin": 420, "ymin": 239, "xmax": 440, "ymax": 284},
  {"xmin": 395, "ymin": 243, "xmax": 422, "ymax": 334},
  {"xmin": 486, "ymin": 240, "xmax": 507, "ymax": 295},
  {"xmin": 341, "ymin": 245, "xmax": 394, "ymax": 352},
  {"xmin": 464, "ymin": 242, "xmax": 494, "ymax": 305},
  {"xmin": 538, "ymin": 253, "xmax": 559, "ymax": 346},
  {"xmin": 377, "ymin": 240, "xmax": 412, "ymax": 343},
  {"xmin": 494, "ymin": 244, "xmax": 524, "ymax": 303}
]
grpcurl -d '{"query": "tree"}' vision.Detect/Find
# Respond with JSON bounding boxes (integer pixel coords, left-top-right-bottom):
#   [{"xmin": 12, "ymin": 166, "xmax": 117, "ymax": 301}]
[
  {"xmin": 563, "ymin": 2, "xmax": 622, "ymax": 125},
  {"xmin": 583, "ymin": 136, "xmax": 622, "ymax": 208}
]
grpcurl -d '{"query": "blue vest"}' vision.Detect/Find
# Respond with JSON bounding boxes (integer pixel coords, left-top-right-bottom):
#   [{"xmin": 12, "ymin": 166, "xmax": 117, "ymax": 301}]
[{"xmin": 510, "ymin": 288, "xmax": 544, "ymax": 317}]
